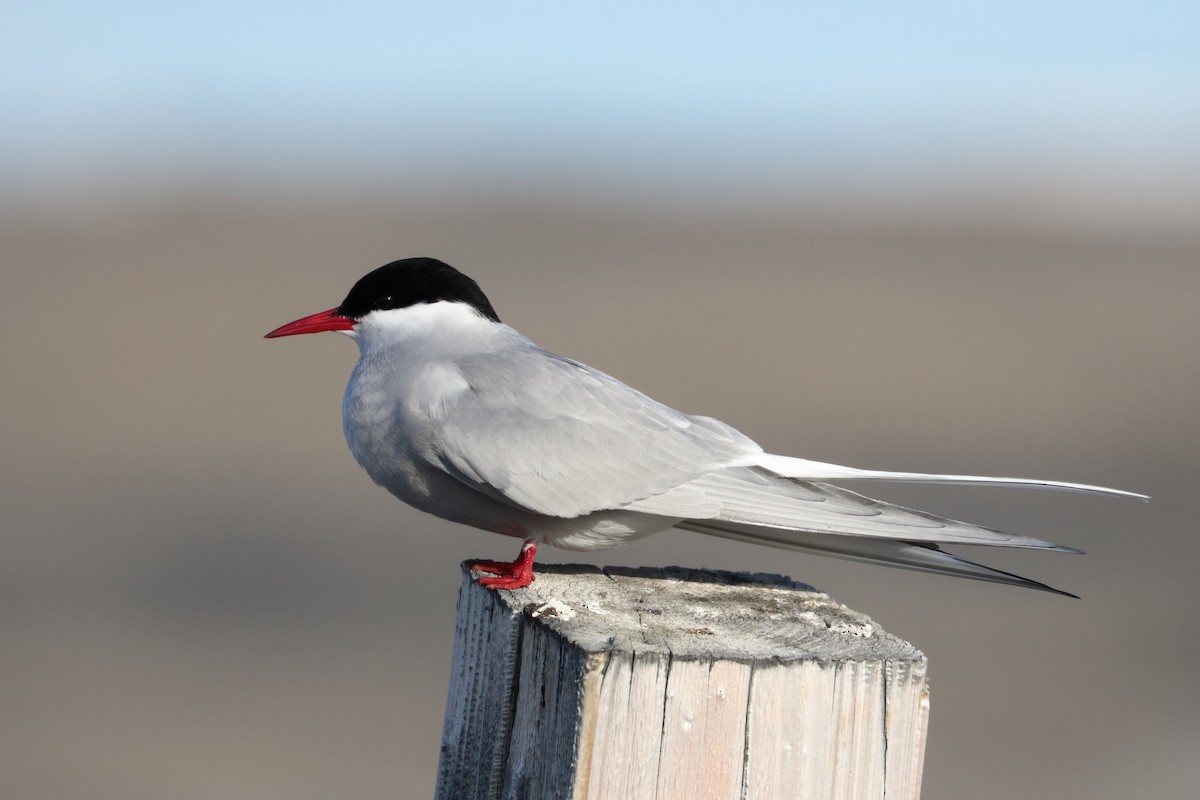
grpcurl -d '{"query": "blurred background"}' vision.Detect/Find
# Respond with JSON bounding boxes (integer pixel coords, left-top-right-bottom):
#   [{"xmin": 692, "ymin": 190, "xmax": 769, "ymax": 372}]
[{"xmin": 4, "ymin": 2, "xmax": 1197, "ymax": 798}]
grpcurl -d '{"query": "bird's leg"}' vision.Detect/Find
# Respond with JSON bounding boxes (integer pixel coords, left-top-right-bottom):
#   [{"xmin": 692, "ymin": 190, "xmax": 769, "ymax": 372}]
[{"xmin": 471, "ymin": 538, "xmax": 539, "ymax": 589}]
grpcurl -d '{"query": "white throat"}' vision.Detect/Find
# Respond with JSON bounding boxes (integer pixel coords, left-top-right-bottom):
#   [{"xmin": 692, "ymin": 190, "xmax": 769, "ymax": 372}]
[{"xmin": 353, "ymin": 300, "xmax": 500, "ymax": 354}]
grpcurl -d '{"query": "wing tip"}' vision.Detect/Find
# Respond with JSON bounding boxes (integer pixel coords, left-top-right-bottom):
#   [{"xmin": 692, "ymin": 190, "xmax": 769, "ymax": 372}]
[
  {"xmin": 1041, "ymin": 584, "xmax": 1081, "ymax": 600},
  {"xmin": 917, "ymin": 543, "xmax": 1081, "ymax": 597},
  {"xmin": 1010, "ymin": 574, "xmax": 1080, "ymax": 599}
]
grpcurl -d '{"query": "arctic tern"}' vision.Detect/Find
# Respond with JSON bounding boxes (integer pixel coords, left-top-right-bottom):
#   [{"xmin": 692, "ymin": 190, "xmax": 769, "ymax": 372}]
[{"xmin": 266, "ymin": 257, "xmax": 1145, "ymax": 595}]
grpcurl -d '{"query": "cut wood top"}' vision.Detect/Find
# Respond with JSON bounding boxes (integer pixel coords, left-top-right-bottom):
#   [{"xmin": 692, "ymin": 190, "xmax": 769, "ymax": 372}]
[{"xmin": 467, "ymin": 563, "xmax": 924, "ymax": 663}]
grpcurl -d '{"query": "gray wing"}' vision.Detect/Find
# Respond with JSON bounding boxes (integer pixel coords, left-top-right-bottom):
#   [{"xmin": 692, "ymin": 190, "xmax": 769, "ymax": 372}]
[
  {"xmin": 426, "ymin": 342, "xmax": 1082, "ymax": 562},
  {"xmin": 639, "ymin": 468, "xmax": 1082, "ymax": 594},
  {"xmin": 624, "ymin": 467, "xmax": 1071, "ymax": 549},
  {"xmin": 429, "ymin": 346, "xmax": 761, "ymax": 517},
  {"xmin": 675, "ymin": 519, "xmax": 1078, "ymax": 596}
]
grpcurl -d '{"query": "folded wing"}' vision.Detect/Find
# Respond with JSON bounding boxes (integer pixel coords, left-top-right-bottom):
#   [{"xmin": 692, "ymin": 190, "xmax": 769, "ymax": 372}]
[{"xmin": 429, "ymin": 345, "xmax": 761, "ymax": 517}]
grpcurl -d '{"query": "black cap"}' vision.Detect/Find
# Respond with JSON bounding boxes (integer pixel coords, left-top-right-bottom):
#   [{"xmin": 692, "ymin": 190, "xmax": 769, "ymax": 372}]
[{"xmin": 336, "ymin": 258, "xmax": 500, "ymax": 322}]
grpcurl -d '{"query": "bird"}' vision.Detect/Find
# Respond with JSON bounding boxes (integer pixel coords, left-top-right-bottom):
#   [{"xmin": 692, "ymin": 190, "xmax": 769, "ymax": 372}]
[{"xmin": 266, "ymin": 257, "xmax": 1145, "ymax": 596}]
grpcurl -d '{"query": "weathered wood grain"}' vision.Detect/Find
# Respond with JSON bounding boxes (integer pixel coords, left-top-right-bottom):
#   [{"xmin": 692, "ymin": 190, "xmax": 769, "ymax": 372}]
[{"xmin": 435, "ymin": 564, "xmax": 929, "ymax": 800}]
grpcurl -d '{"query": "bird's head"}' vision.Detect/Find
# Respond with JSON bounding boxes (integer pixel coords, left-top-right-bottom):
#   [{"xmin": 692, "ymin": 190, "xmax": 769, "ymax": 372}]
[{"xmin": 265, "ymin": 257, "xmax": 500, "ymax": 340}]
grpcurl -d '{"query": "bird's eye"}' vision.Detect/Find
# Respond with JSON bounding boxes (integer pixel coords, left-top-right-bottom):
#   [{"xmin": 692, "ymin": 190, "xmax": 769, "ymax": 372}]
[{"xmin": 377, "ymin": 295, "xmax": 395, "ymax": 309}]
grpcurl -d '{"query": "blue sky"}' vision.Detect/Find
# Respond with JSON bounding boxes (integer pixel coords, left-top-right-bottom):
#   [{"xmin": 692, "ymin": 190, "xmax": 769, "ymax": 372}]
[{"xmin": 6, "ymin": 1, "xmax": 1198, "ymax": 195}]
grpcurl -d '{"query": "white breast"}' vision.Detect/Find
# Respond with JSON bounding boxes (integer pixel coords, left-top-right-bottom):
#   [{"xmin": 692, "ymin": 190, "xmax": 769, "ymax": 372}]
[{"xmin": 341, "ymin": 301, "xmax": 502, "ymax": 507}]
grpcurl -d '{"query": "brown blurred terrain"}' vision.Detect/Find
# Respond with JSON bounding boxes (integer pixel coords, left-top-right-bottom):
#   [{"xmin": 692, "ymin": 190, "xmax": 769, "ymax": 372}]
[{"xmin": 2, "ymin": 185, "xmax": 1197, "ymax": 799}]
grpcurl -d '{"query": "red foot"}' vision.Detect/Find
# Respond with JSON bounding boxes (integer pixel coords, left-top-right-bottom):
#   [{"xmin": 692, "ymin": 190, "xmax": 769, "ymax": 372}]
[{"xmin": 471, "ymin": 539, "xmax": 538, "ymax": 589}]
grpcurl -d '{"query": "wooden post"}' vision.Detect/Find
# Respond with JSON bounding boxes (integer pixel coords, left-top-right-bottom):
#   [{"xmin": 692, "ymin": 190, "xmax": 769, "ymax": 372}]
[{"xmin": 436, "ymin": 564, "xmax": 929, "ymax": 800}]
